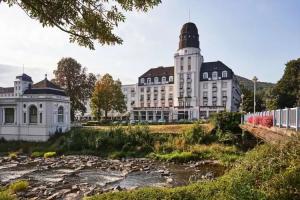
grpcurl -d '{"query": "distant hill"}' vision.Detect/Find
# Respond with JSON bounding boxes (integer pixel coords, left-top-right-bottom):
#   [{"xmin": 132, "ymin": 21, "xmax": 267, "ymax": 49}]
[{"xmin": 236, "ymin": 75, "xmax": 275, "ymax": 92}]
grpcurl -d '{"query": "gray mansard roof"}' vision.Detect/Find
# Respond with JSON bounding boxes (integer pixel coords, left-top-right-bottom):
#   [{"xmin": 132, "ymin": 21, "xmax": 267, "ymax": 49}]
[
  {"xmin": 200, "ymin": 61, "xmax": 234, "ymax": 81},
  {"xmin": 138, "ymin": 66, "xmax": 174, "ymax": 85},
  {"xmin": 16, "ymin": 73, "xmax": 33, "ymax": 82},
  {"xmin": 24, "ymin": 78, "xmax": 67, "ymax": 96}
]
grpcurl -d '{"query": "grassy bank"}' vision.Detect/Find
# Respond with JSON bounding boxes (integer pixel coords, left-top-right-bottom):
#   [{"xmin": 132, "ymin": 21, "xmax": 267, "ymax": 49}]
[
  {"xmin": 86, "ymin": 138, "xmax": 300, "ymax": 200},
  {"xmin": 0, "ymin": 121, "xmax": 246, "ymax": 165}
]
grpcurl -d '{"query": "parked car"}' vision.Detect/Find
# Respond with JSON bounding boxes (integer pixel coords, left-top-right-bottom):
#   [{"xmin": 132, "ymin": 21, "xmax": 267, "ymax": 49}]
[
  {"xmin": 158, "ymin": 119, "xmax": 166, "ymax": 124},
  {"xmin": 129, "ymin": 120, "xmax": 137, "ymax": 125},
  {"xmin": 121, "ymin": 120, "xmax": 128, "ymax": 125}
]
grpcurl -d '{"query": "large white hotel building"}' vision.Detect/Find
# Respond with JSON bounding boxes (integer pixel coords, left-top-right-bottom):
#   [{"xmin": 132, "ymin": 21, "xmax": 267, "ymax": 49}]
[{"xmin": 121, "ymin": 22, "xmax": 241, "ymax": 121}]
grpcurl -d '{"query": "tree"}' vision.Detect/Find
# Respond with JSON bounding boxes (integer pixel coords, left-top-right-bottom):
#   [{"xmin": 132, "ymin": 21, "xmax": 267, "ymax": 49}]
[
  {"xmin": 2, "ymin": 0, "xmax": 161, "ymax": 49},
  {"xmin": 91, "ymin": 74, "xmax": 126, "ymax": 120},
  {"xmin": 53, "ymin": 57, "xmax": 96, "ymax": 121},
  {"xmin": 241, "ymin": 86, "xmax": 265, "ymax": 113},
  {"xmin": 273, "ymin": 58, "xmax": 300, "ymax": 108},
  {"xmin": 264, "ymin": 87, "xmax": 278, "ymax": 110}
]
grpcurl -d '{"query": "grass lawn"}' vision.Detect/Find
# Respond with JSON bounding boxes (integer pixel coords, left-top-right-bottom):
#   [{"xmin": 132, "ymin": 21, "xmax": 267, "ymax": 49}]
[{"xmin": 87, "ymin": 123, "xmax": 213, "ymax": 134}]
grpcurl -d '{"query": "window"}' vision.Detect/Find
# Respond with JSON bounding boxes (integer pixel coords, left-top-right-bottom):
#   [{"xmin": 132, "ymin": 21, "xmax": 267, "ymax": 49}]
[
  {"xmin": 154, "ymin": 87, "xmax": 158, "ymax": 92},
  {"xmin": 222, "ymin": 91, "xmax": 227, "ymax": 97},
  {"xmin": 146, "ymin": 87, "xmax": 151, "ymax": 93},
  {"xmin": 40, "ymin": 104, "xmax": 43, "ymax": 108},
  {"xmin": 187, "ymin": 82, "xmax": 191, "ymax": 88},
  {"xmin": 188, "ymin": 57, "xmax": 191, "ymax": 71},
  {"xmin": 40, "ymin": 113, "xmax": 43, "ymax": 123},
  {"xmin": 5, "ymin": 108, "xmax": 14, "ymax": 123},
  {"xmin": 141, "ymin": 78, "xmax": 145, "ymax": 84},
  {"xmin": 154, "ymin": 77, "xmax": 159, "ymax": 84},
  {"xmin": 147, "ymin": 78, "xmax": 151, "ymax": 84},
  {"xmin": 180, "ymin": 57, "xmax": 184, "ymax": 66},
  {"xmin": 212, "ymin": 91, "xmax": 217, "ymax": 97},
  {"xmin": 203, "ymin": 83, "xmax": 208, "ymax": 89},
  {"xmin": 23, "ymin": 112, "xmax": 26, "ymax": 123},
  {"xmin": 140, "ymin": 94, "xmax": 144, "ymax": 101},
  {"xmin": 180, "ymin": 73, "xmax": 184, "ymax": 80},
  {"xmin": 180, "ymin": 66, "xmax": 183, "ymax": 71},
  {"xmin": 188, "ymin": 65, "xmax": 191, "ymax": 71},
  {"xmin": 29, "ymin": 105, "xmax": 37, "ymax": 123},
  {"xmin": 169, "ymin": 76, "xmax": 174, "ymax": 82},
  {"xmin": 212, "ymin": 71, "xmax": 218, "ymax": 80},
  {"xmin": 147, "ymin": 94, "xmax": 151, "ymax": 100},
  {"xmin": 187, "ymin": 73, "xmax": 191, "ymax": 79},
  {"xmin": 222, "ymin": 71, "xmax": 228, "ymax": 78},
  {"xmin": 162, "ymin": 76, "xmax": 166, "ymax": 83},
  {"xmin": 161, "ymin": 93, "xmax": 165, "ymax": 100},
  {"xmin": 203, "ymin": 101, "xmax": 208, "ymax": 106},
  {"xmin": 140, "ymin": 87, "xmax": 144, "ymax": 92},
  {"xmin": 23, "ymin": 104, "xmax": 26, "ymax": 108},
  {"xmin": 222, "ymin": 100, "xmax": 227, "ymax": 107},
  {"xmin": 179, "ymin": 92, "xmax": 184, "ymax": 97},
  {"xmin": 180, "ymin": 82, "xmax": 184, "ymax": 89},
  {"xmin": 222, "ymin": 82, "xmax": 227, "ymax": 88},
  {"xmin": 187, "ymin": 91, "xmax": 191, "ymax": 97},
  {"xmin": 169, "ymin": 86, "xmax": 173, "ymax": 91},
  {"xmin": 203, "ymin": 91, "xmax": 208, "ymax": 97},
  {"xmin": 140, "ymin": 103, "xmax": 144, "ymax": 107},
  {"xmin": 203, "ymin": 72, "xmax": 208, "ymax": 79},
  {"xmin": 169, "ymin": 93, "xmax": 173, "ymax": 99},
  {"xmin": 58, "ymin": 106, "xmax": 64, "ymax": 123},
  {"xmin": 154, "ymin": 94, "xmax": 158, "ymax": 100},
  {"xmin": 147, "ymin": 103, "xmax": 150, "ymax": 107}
]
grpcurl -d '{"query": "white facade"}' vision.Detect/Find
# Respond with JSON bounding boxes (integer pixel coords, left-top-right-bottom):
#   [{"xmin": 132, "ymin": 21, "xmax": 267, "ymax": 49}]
[
  {"xmin": 82, "ymin": 22, "xmax": 241, "ymax": 121},
  {"xmin": 0, "ymin": 74, "xmax": 71, "ymax": 141}
]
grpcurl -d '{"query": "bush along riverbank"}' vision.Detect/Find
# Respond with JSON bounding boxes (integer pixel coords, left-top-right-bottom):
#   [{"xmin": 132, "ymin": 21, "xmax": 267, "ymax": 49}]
[
  {"xmin": 0, "ymin": 114, "xmax": 252, "ymax": 166},
  {"xmin": 86, "ymin": 138, "xmax": 300, "ymax": 200}
]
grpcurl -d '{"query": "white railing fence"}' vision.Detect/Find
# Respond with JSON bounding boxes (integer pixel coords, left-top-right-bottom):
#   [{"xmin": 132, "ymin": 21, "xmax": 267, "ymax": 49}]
[{"xmin": 243, "ymin": 107, "xmax": 300, "ymax": 131}]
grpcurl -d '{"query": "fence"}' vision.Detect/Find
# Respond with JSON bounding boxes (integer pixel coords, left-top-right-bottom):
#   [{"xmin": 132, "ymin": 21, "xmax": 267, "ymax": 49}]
[{"xmin": 244, "ymin": 107, "xmax": 300, "ymax": 131}]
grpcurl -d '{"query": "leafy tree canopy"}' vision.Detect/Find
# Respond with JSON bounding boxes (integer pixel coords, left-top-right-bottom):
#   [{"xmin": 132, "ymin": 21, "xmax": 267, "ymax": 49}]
[
  {"xmin": 91, "ymin": 73, "xmax": 126, "ymax": 120},
  {"xmin": 53, "ymin": 57, "xmax": 96, "ymax": 121},
  {"xmin": 273, "ymin": 58, "xmax": 300, "ymax": 108},
  {"xmin": 2, "ymin": 0, "xmax": 161, "ymax": 49}
]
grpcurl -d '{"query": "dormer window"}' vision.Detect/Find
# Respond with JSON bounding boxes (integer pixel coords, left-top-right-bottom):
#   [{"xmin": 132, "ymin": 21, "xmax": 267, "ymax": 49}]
[
  {"xmin": 154, "ymin": 77, "xmax": 159, "ymax": 84},
  {"xmin": 222, "ymin": 71, "xmax": 228, "ymax": 78},
  {"xmin": 147, "ymin": 78, "xmax": 151, "ymax": 84},
  {"xmin": 203, "ymin": 72, "xmax": 208, "ymax": 79},
  {"xmin": 169, "ymin": 76, "xmax": 174, "ymax": 82},
  {"xmin": 162, "ymin": 76, "xmax": 166, "ymax": 83},
  {"xmin": 212, "ymin": 71, "xmax": 218, "ymax": 80},
  {"xmin": 141, "ymin": 78, "xmax": 145, "ymax": 84}
]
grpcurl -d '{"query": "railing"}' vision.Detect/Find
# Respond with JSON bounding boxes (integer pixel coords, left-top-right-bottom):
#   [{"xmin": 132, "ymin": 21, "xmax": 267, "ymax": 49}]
[{"xmin": 244, "ymin": 107, "xmax": 300, "ymax": 131}]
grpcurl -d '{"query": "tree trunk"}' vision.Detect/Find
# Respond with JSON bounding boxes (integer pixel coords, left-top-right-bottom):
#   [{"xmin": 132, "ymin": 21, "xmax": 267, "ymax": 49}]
[{"xmin": 105, "ymin": 110, "xmax": 108, "ymax": 120}]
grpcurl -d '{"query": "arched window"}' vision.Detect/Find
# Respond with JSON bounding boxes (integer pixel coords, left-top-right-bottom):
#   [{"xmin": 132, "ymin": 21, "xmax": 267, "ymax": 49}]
[
  {"xmin": 203, "ymin": 72, "xmax": 208, "ymax": 79},
  {"xmin": 212, "ymin": 71, "xmax": 218, "ymax": 80},
  {"xmin": 58, "ymin": 106, "xmax": 64, "ymax": 123},
  {"xmin": 29, "ymin": 105, "xmax": 37, "ymax": 123},
  {"xmin": 222, "ymin": 71, "xmax": 228, "ymax": 78}
]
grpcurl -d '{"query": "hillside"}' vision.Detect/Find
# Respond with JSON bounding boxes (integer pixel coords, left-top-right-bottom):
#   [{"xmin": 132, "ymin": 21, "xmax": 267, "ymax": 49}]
[{"xmin": 236, "ymin": 75, "xmax": 275, "ymax": 91}]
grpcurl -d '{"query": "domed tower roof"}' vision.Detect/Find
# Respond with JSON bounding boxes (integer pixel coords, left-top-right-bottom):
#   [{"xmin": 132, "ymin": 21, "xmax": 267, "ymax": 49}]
[{"xmin": 178, "ymin": 22, "xmax": 199, "ymax": 49}]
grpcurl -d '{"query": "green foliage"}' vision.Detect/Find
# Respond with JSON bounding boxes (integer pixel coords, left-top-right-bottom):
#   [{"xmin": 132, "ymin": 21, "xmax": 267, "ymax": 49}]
[
  {"xmin": 8, "ymin": 152, "xmax": 17, "ymax": 160},
  {"xmin": 0, "ymin": 190, "xmax": 15, "ymax": 200},
  {"xmin": 2, "ymin": 0, "xmax": 161, "ymax": 49},
  {"xmin": 8, "ymin": 180, "xmax": 29, "ymax": 193},
  {"xmin": 274, "ymin": 58, "xmax": 300, "ymax": 108},
  {"xmin": 43, "ymin": 152, "xmax": 57, "ymax": 158},
  {"xmin": 86, "ymin": 139, "xmax": 300, "ymax": 200},
  {"xmin": 210, "ymin": 112, "xmax": 241, "ymax": 132},
  {"xmin": 91, "ymin": 74, "xmax": 126, "ymax": 120},
  {"xmin": 31, "ymin": 151, "xmax": 44, "ymax": 158},
  {"xmin": 183, "ymin": 122, "xmax": 207, "ymax": 144},
  {"xmin": 53, "ymin": 57, "xmax": 96, "ymax": 120}
]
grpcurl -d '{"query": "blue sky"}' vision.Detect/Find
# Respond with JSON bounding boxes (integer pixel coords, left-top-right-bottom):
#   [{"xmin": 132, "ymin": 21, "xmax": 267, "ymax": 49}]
[{"xmin": 0, "ymin": 0, "xmax": 299, "ymax": 87}]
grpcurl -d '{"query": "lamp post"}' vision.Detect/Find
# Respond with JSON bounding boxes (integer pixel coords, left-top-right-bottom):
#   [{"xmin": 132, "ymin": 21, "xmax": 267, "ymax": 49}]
[
  {"xmin": 241, "ymin": 94, "xmax": 244, "ymax": 124},
  {"xmin": 252, "ymin": 76, "xmax": 258, "ymax": 126}
]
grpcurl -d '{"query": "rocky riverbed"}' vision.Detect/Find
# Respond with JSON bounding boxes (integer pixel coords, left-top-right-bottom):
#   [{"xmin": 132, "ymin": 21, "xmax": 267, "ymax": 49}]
[{"xmin": 0, "ymin": 155, "xmax": 225, "ymax": 200}]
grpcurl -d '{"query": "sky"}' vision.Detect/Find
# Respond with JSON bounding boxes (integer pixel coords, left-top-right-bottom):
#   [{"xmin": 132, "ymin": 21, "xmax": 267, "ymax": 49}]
[{"xmin": 0, "ymin": 0, "xmax": 299, "ymax": 87}]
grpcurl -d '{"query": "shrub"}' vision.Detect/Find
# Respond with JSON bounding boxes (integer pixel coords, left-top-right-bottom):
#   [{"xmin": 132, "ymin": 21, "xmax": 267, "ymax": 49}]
[
  {"xmin": 31, "ymin": 151, "xmax": 44, "ymax": 158},
  {"xmin": 9, "ymin": 180, "xmax": 29, "ymax": 193},
  {"xmin": 0, "ymin": 190, "xmax": 15, "ymax": 200},
  {"xmin": 247, "ymin": 115, "xmax": 273, "ymax": 128},
  {"xmin": 44, "ymin": 152, "xmax": 56, "ymax": 158},
  {"xmin": 8, "ymin": 152, "xmax": 17, "ymax": 160},
  {"xmin": 183, "ymin": 122, "xmax": 206, "ymax": 144},
  {"xmin": 210, "ymin": 112, "xmax": 241, "ymax": 132}
]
